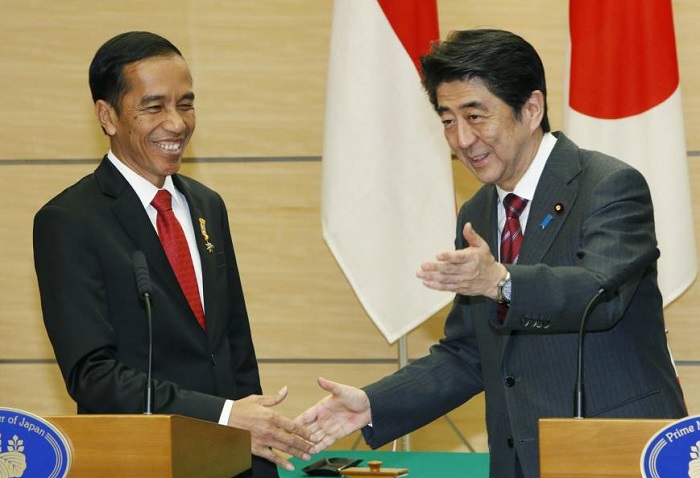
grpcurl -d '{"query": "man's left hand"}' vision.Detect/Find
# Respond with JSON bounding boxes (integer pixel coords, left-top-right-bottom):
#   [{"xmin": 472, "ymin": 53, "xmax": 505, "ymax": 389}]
[{"xmin": 416, "ymin": 222, "xmax": 506, "ymax": 299}]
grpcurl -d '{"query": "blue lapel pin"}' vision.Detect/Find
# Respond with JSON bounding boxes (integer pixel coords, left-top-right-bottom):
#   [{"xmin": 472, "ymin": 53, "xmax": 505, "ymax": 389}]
[{"xmin": 540, "ymin": 214, "xmax": 553, "ymax": 229}]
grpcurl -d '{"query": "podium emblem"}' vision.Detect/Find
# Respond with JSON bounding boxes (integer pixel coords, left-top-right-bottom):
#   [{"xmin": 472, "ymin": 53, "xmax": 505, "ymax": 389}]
[
  {"xmin": 641, "ymin": 414, "xmax": 700, "ymax": 477},
  {"xmin": 0, "ymin": 408, "xmax": 70, "ymax": 478}
]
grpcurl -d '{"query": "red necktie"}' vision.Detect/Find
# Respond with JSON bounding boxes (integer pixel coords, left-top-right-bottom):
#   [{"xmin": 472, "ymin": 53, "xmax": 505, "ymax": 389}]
[
  {"xmin": 498, "ymin": 193, "xmax": 528, "ymax": 321},
  {"xmin": 501, "ymin": 193, "xmax": 528, "ymax": 265},
  {"xmin": 151, "ymin": 189, "xmax": 206, "ymax": 330}
]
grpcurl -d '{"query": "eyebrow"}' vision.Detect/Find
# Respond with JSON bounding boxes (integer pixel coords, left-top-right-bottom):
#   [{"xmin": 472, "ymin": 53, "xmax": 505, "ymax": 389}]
[
  {"xmin": 437, "ymin": 100, "xmax": 487, "ymax": 115},
  {"xmin": 139, "ymin": 92, "xmax": 195, "ymax": 105}
]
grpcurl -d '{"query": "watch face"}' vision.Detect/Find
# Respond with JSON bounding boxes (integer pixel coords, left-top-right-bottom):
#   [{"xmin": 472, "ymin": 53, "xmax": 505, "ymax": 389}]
[{"xmin": 503, "ymin": 279, "xmax": 512, "ymax": 302}]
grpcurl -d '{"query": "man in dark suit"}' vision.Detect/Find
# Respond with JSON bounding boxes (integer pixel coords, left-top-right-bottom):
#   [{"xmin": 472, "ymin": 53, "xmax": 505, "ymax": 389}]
[
  {"xmin": 33, "ymin": 31, "xmax": 315, "ymax": 477},
  {"xmin": 298, "ymin": 29, "xmax": 687, "ymax": 478}
]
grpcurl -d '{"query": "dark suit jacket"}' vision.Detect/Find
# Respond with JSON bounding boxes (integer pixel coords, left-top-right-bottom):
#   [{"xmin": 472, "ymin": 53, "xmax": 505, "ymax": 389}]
[
  {"xmin": 34, "ymin": 156, "xmax": 277, "ymax": 477},
  {"xmin": 361, "ymin": 133, "xmax": 686, "ymax": 478}
]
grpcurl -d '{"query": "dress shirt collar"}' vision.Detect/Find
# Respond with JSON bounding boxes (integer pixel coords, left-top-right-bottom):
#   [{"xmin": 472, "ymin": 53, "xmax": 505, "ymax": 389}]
[
  {"xmin": 106, "ymin": 150, "xmax": 183, "ymax": 209},
  {"xmin": 495, "ymin": 132, "xmax": 557, "ymax": 236},
  {"xmin": 495, "ymin": 131, "xmax": 557, "ymax": 203}
]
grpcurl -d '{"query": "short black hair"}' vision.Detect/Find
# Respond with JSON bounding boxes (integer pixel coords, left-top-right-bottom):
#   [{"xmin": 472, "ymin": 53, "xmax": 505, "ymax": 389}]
[
  {"xmin": 89, "ymin": 31, "xmax": 183, "ymax": 113},
  {"xmin": 421, "ymin": 29, "xmax": 550, "ymax": 132}
]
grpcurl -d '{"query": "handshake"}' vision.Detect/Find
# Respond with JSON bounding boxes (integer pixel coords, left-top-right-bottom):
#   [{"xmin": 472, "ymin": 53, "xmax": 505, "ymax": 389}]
[{"xmin": 229, "ymin": 377, "xmax": 369, "ymax": 472}]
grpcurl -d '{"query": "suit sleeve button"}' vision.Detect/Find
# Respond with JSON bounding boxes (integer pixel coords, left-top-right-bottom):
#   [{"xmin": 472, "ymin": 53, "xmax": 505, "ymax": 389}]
[{"xmin": 504, "ymin": 376, "xmax": 516, "ymax": 387}]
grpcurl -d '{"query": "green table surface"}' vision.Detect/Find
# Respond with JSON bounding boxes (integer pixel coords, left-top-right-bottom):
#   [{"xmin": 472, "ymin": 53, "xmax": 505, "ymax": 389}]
[{"xmin": 279, "ymin": 450, "xmax": 489, "ymax": 477}]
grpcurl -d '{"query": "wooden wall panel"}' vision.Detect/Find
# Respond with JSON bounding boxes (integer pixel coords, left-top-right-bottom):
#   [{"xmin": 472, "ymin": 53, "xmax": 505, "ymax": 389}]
[
  {"xmin": 679, "ymin": 365, "xmax": 700, "ymax": 416},
  {"xmin": 0, "ymin": 363, "xmax": 74, "ymax": 416},
  {"xmin": 0, "ymin": 164, "xmax": 95, "ymax": 359},
  {"xmin": 665, "ymin": 159, "xmax": 700, "ymax": 362},
  {"xmin": 1, "ymin": 2, "xmax": 195, "ymax": 160},
  {"xmin": 674, "ymin": 0, "xmax": 700, "ymax": 150},
  {"xmin": 0, "ymin": 1, "xmax": 332, "ymax": 159},
  {"xmin": 188, "ymin": 2, "xmax": 331, "ymax": 158},
  {"xmin": 1, "ymin": 0, "xmax": 697, "ymax": 160}
]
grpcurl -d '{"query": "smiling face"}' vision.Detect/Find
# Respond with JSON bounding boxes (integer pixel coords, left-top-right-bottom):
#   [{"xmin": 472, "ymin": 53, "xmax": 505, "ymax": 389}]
[
  {"xmin": 95, "ymin": 54, "xmax": 195, "ymax": 188},
  {"xmin": 437, "ymin": 78, "xmax": 544, "ymax": 191}
]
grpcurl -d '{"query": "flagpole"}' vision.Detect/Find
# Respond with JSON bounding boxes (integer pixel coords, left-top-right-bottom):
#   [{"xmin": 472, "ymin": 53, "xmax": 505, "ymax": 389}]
[{"xmin": 398, "ymin": 334, "xmax": 410, "ymax": 451}]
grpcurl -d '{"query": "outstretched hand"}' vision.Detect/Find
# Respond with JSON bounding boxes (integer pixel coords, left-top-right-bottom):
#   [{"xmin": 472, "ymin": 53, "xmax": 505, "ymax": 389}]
[
  {"xmin": 228, "ymin": 386, "xmax": 316, "ymax": 471},
  {"xmin": 416, "ymin": 222, "xmax": 505, "ymax": 298},
  {"xmin": 295, "ymin": 377, "xmax": 372, "ymax": 453}
]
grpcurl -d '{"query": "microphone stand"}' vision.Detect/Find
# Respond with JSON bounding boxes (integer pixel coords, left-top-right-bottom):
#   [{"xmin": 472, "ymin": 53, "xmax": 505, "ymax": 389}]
[
  {"xmin": 574, "ymin": 287, "xmax": 605, "ymax": 419},
  {"xmin": 133, "ymin": 251, "xmax": 154, "ymax": 415},
  {"xmin": 573, "ymin": 247, "xmax": 659, "ymax": 418},
  {"xmin": 144, "ymin": 290, "xmax": 154, "ymax": 415}
]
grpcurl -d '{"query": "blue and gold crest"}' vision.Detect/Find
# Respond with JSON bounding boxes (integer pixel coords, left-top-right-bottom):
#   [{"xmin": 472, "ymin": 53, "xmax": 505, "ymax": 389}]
[
  {"xmin": 0, "ymin": 408, "xmax": 70, "ymax": 478},
  {"xmin": 642, "ymin": 415, "xmax": 700, "ymax": 477}
]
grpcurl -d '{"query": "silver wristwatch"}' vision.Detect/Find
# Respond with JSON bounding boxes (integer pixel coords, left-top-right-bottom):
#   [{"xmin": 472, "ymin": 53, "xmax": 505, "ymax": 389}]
[{"xmin": 496, "ymin": 270, "xmax": 512, "ymax": 304}]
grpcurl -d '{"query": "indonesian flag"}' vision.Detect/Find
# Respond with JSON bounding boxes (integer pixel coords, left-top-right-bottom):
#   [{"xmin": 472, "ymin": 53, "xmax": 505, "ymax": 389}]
[
  {"xmin": 321, "ymin": 0, "xmax": 455, "ymax": 343},
  {"xmin": 565, "ymin": 0, "xmax": 696, "ymax": 304}
]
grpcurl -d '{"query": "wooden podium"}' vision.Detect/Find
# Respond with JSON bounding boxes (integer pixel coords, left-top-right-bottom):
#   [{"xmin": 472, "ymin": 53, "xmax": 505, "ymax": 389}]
[
  {"xmin": 539, "ymin": 418, "xmax": 673, "ymax": 478},
  {"xmin": 45, "ymin": 414, "xmax": 251, "ymax": 478}
]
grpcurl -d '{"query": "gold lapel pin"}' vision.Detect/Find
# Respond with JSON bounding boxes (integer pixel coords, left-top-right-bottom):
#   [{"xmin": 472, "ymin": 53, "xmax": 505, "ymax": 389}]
[{"xmin": 199, "ymin": 218, "xmax": 215, "ymax": 254}]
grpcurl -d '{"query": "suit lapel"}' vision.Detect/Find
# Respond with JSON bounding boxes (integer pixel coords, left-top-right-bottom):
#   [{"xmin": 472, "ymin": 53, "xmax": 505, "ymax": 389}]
[
  {"xmin": 95, "ymin": 158, "xmax": 201, "ymax": 328},
  {"xmin": 173, "ymin": 175, "xmax": 220, "ymax": 342},
  {"xmin": 519, "ymin": 133, "xmax": 582, "ymax": 265},
  {"xmin": 95, "ymin": 157, "xmax": 169, "ymax": 271},
  {"xmin": 467, "ymin": 186, "xmax": 500, "ymax": 257}
]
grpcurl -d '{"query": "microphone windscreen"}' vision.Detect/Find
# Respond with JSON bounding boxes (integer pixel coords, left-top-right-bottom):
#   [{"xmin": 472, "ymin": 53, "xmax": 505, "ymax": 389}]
[{"xmin": 132, "ymin": 251, "xmax": 152, "ymax": 296}]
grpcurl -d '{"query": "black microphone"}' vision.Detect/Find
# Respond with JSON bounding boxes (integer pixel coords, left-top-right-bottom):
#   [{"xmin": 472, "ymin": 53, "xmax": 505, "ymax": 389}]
[
  {"xmin": 133, "ymin": 251, "xmax": 154, "ymax": 415},
  {"xmin": 574, "ymin": 247, "xmax": 660, "ymax": 418}
]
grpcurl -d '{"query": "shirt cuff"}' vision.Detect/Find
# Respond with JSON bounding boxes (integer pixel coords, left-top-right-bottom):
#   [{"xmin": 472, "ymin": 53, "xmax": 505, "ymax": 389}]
[{"xmin": 218, "ymin": 399, "xmax": 234, "ymax": 425}]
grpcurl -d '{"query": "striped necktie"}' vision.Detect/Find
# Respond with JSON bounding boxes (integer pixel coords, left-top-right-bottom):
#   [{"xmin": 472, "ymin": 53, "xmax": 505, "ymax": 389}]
[{"xmin": 498, "ymin": 193, "xmax": 528, "ymax": 322}]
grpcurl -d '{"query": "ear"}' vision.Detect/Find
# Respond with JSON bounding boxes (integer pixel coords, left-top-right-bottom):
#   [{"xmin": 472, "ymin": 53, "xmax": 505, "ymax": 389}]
[
  {"xmin": 94, "ymin": 100, "xmax": 118, "ymax": 136},
  {"xmin": 523, "ymin": 90, "xmax": 545, "ymax": 133}
]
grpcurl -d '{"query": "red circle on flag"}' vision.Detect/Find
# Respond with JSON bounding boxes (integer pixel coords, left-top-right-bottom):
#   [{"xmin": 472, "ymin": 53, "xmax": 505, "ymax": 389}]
[{"xmin": 569, "ymin": 0, "xmax": 679, "ymax": 119}]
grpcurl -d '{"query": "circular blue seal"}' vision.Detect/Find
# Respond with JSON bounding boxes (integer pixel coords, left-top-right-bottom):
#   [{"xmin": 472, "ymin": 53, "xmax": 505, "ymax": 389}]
[
  {"xmin": 0, "ymin": 408, "xmax": 71, "ymax": 478},
  {"xmin": 641, "ymin": 415, "xmax": 700, "ymax": 477}
]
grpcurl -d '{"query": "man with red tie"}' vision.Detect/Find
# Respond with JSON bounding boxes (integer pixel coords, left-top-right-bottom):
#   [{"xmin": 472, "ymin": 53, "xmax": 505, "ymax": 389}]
[
  {"xmin": 298, "ymin": 29, "xmax": 687, "ymax": 478},
  {"xmin": 33, "ymin": 31, "xmax": 314, "ymax": 477}
]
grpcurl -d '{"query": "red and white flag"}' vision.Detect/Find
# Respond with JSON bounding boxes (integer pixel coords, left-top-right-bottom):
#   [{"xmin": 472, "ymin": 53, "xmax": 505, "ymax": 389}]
[
  {"xmin": 322, "ymin": 0, "xmax": 455, "ymax": 343},
  {"xmin": 565, "ymin": 0, "xmax": 696, "ymax": 303}
]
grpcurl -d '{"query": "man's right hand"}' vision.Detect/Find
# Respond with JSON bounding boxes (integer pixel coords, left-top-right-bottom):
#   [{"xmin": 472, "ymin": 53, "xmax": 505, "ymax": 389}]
[
  {"xmin": 228, "ymin": 386, "xmax": 315, "ymax": 471},
  {"xmin": 295, "ymin": 377, "xmax": 372, "ymax": 454}
]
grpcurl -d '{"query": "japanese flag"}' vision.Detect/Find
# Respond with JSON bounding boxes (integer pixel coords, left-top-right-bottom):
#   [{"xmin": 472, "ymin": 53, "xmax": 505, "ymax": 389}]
[{"xmin": 565, "ymin": 0, "xmax": 696, "ymax": 303}]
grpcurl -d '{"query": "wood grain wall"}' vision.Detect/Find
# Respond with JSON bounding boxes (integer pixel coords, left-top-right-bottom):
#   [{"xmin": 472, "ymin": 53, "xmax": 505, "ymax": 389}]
[{"xmin": 0, "ymin": 0, "xmax": 698, "ymax": 454}]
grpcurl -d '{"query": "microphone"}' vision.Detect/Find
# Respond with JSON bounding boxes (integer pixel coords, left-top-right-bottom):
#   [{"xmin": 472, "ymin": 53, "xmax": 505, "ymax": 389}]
[
  {"xmin": 133, "ymin": 250, "xmax": 152, "ymax": 298},
  {"xmin": 132, "ymin": 251, "xmax": 154, "ymax": 415},
  {"xmin": 574, "ymin": 247, "xmax": 660, "ymax": 418}
]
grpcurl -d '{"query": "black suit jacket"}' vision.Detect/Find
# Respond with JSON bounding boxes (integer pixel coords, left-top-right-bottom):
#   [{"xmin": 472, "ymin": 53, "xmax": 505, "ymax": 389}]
[
  {"xmin": 361, "ymin": 133, "xmax": 686, "ymax": 478},
  {"xmin": 34, "ymin": 156, "xmax": 277, "ymax": 477}
]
